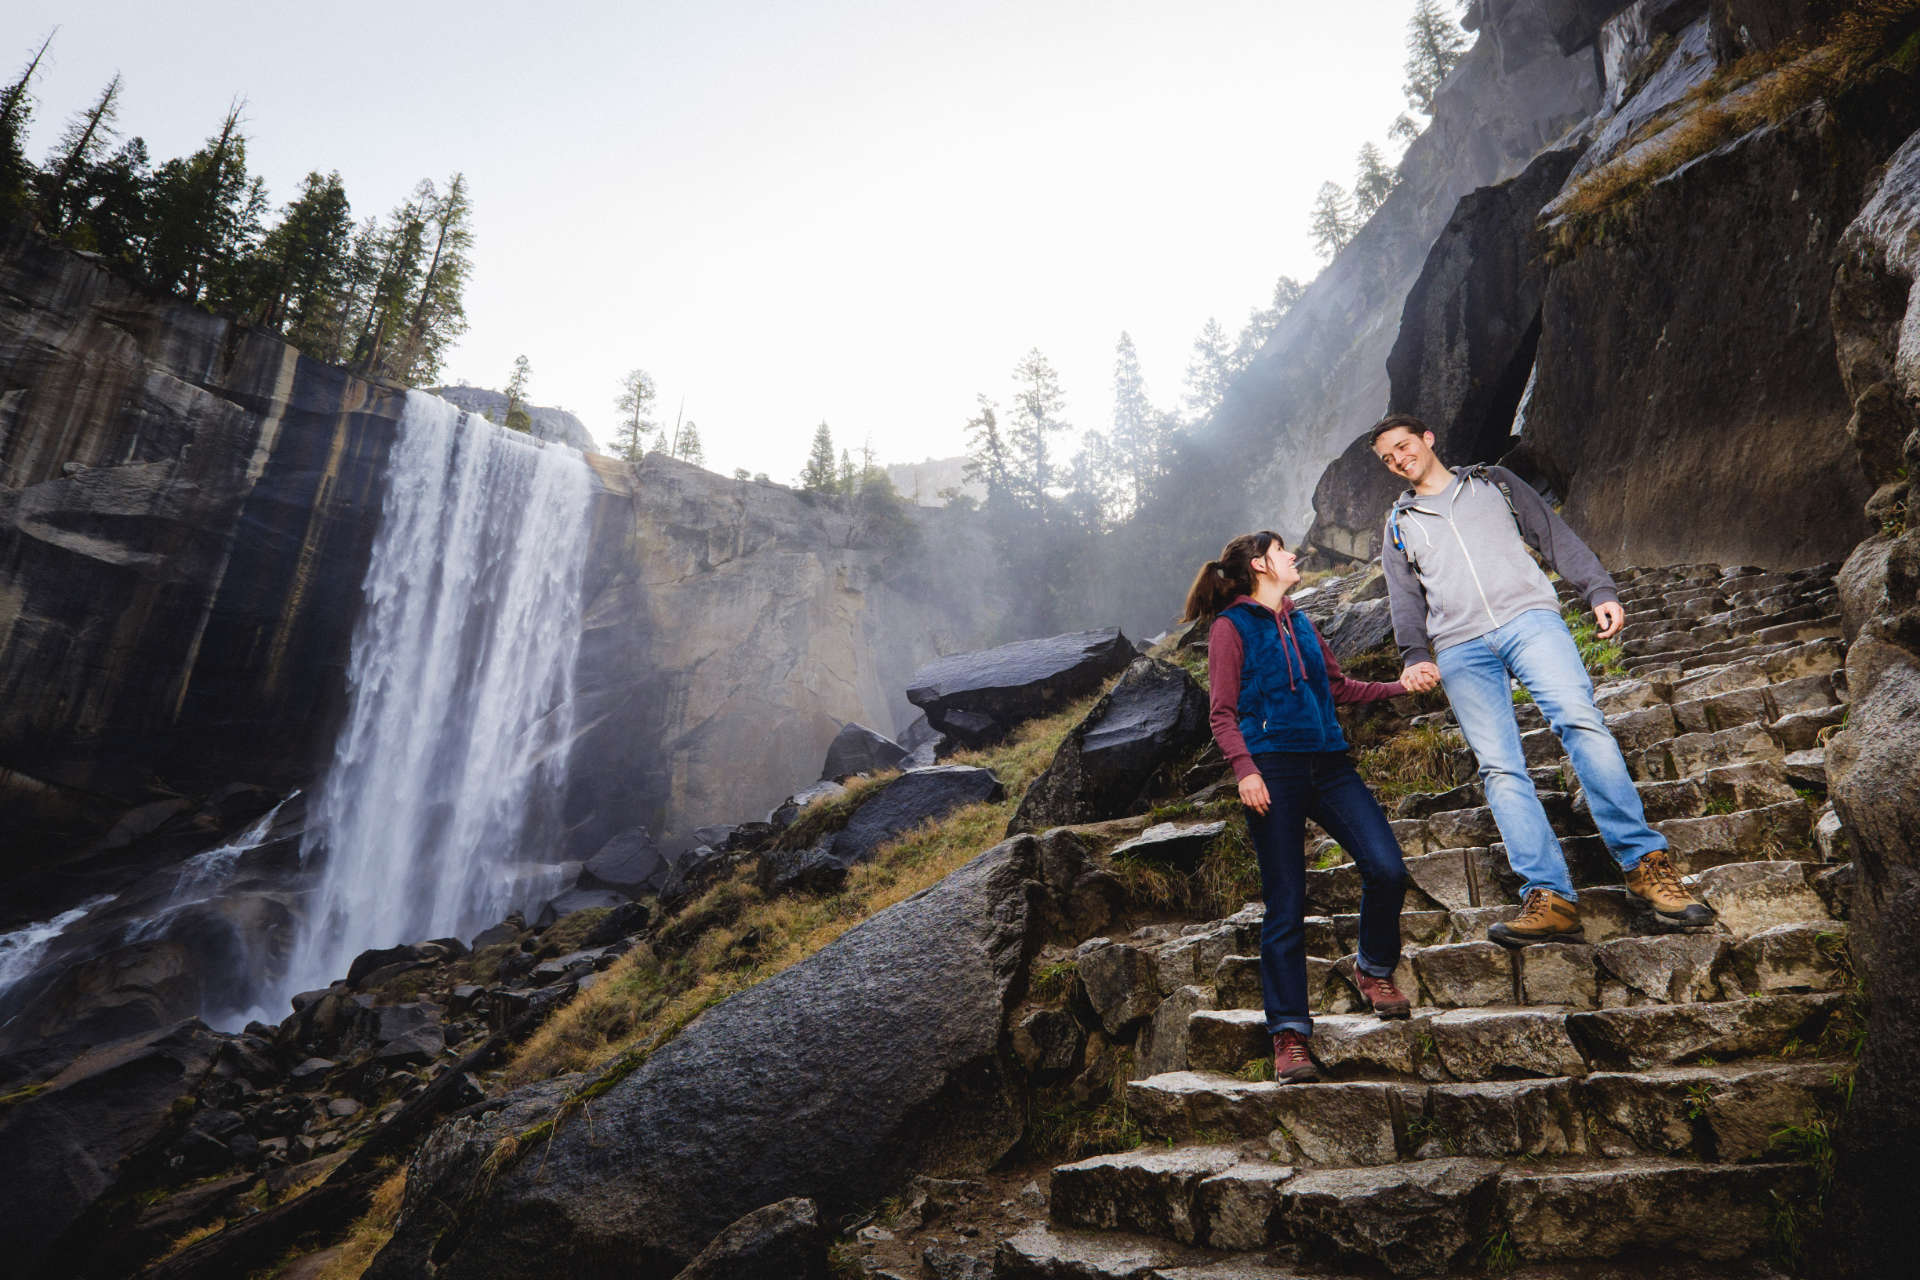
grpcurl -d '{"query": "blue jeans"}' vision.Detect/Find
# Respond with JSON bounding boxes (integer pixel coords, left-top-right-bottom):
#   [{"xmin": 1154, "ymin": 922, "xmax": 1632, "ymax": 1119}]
[
  {"xmin": 1245, "ymin": 751, "xmax": 1407, "ymax": 1037},
  {"xmin": 1434, "ymin": 608, "xmax": 1666, "ymax": 902}
]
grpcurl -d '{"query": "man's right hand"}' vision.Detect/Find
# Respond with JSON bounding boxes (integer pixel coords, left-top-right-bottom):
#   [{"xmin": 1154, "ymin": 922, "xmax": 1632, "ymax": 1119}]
[
  {"xmin": 1399, "ymin": 661, "xmax": 1441, "ymax": 693},
  {"xmin": 1238, "ymin": 773, "xmax": 1271, "ymax": 816}
]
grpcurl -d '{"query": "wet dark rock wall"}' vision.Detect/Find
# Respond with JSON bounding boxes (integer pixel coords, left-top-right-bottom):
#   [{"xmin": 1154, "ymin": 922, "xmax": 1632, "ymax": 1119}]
[{"xmin": 0, "ymin": 220, "xmax": 405, "ymax": 869}]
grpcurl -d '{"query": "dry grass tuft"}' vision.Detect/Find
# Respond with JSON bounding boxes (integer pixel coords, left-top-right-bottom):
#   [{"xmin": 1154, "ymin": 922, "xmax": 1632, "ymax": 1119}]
[
  {"xmin": 502, "ymin": 689, "xmax": 1104, "ymax": 1085},
  {"xmin": 1550, "ymin": 0, "xmax": 1920, "ymax": 252},
  {"xmin": 307, "ymin": 1166, "xmax": 409, "ymax": 1280}
]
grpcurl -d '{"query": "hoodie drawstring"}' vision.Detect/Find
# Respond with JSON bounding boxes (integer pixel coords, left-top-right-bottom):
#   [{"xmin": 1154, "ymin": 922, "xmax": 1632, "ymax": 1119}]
[{"xmin": 1276, "ymin": 608, "xmax": 1305, "ymax": 691}]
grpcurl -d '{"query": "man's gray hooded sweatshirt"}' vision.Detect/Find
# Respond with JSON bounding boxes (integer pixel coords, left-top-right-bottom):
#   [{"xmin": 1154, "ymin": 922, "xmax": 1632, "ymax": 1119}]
[{"xmin": 1382, "ymin": 464, "xmax": 1620, "ymax": 665}]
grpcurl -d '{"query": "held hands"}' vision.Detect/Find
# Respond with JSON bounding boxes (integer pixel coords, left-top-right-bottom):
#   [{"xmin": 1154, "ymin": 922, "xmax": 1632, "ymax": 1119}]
[
  {"xmin": 1398, "ymin": 661, "xmax": 1441, "ymax": 694},
  {"xmin": 1238, "ymin": 772, "xmax": 1271, "ymax": 816},
  {"xmin": 1594, "ymin": 600, "xmax": 1625, "ymax": 640}
]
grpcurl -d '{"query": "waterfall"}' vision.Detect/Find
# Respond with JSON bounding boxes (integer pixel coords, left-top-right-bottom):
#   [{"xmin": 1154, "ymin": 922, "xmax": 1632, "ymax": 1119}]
[
  {"xmin": 0, "ymin": 897, "xmax": 114, "ymax": 996},
  {"xmin": 284, "ymin": 391, "xmax": 594, "ymax": 995},
  {"xmin": 124, "ymin": 792, "xmax": 298, "ymax": 945}
]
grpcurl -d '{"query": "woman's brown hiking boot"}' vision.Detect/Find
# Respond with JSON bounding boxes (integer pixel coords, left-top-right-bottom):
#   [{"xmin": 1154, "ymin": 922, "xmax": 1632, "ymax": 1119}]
[
  {"xmin": 1487, "ymin": 887, "xmax": 1583, "ymax": 948},
  {"xmin": 1272, "ymin": 1030, "xmax": 1319, "ymax": 1083},
  {"xmin": 1625, "ymin": 849, "xmax": 1716, "ymax": 926}
]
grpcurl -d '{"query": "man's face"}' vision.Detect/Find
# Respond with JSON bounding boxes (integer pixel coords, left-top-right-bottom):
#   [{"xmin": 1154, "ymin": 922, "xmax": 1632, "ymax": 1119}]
[{"xmin": 1373, "ymin": 427, "xmax": 1436, "ymax": 482}]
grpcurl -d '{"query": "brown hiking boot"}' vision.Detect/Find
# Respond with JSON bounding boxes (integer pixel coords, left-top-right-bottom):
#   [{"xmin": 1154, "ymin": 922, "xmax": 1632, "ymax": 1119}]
[
  {"xmin": 1487, "ymin": 888, "xmax": 1583, "ymax": 948},
  {"xmin": 1272, "ymin": 1030, "xmax": 1319, "ymax": 1083},
  {"xmin": 1355, "ymin": 969, "xmax": 1412, "ymax": 1019},
  {"xmin": 1625, "ymin": 849, "xmax": 1716, "ymax": 926}
]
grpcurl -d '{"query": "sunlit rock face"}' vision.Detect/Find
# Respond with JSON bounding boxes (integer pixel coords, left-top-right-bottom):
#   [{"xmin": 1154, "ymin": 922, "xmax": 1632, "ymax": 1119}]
[
  {"xmin": 1177, "ymin": 0, "xmax": 1605, "ymax": 550},
  {"xmin": 573, "ymin": 455, "xmax": 1009, "ymax": 853}
]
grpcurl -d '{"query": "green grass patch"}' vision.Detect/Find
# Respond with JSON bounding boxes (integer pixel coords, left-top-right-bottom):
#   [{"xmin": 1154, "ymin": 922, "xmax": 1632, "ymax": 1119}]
[{"xmin": 1355, "ymin": 723, "xmax": 1469, "ymax": 799}]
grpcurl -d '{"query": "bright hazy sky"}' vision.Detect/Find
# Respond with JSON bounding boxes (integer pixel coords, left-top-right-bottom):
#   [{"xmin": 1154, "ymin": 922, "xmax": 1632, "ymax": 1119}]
[{"xmin": 12, "ymin": 1, "xmax": 1423, "ymax": 479}]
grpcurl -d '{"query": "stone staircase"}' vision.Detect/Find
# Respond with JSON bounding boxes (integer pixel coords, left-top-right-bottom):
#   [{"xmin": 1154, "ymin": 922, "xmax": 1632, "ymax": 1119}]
[{"xmin": 998, "ymin": 564, "xmax": 1854, "ymax": 1279}]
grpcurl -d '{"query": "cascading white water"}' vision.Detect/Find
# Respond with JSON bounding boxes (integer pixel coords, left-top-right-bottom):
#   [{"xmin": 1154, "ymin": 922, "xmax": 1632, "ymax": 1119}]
[
  {"xmin": 284, "ymin": 391, "xmax": 595, "ymax": 995},
  {"xmin": 125, "ymin": 792, "xmax": 298, "ymax": 944}
]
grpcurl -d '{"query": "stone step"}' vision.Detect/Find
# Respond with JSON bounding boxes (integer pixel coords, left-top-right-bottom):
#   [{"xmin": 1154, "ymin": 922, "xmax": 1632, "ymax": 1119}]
[
  {"xmin": 1185, "ymin": 992, "xmax": 1843, "ymax": 1079},
  {"xmin": 1128, "ymin": 1058, "xmax": 1848, "ymax": 1167},
  {"xmin": 992, "ymin": 1221, "xmax": 1279, "ymax": 1280},
  {"xmin": 1048, "ymin": 1150, "xmax": 1811, "ymax": 1273},
  {"xmin": 1213, "ymin": 915, "xmax": 1846, "ymax": 1019}
]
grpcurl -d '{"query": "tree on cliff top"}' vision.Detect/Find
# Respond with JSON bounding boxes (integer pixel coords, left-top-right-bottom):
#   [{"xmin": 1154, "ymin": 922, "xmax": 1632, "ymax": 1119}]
[
  {"xmin": 34, "ymin": 72, "xmax": 120, "ymax": 233},
  {"xmin": 144, "ymin": 100, "xmax": 266, "ymax": 305},
  {"xmin": 502, "ymin": 354, "xmax": 532, "ymax": 432},
  {"xmin": 0, "ymin": 32, "xmax": 53, "ymax": 220},
  {"xmin": 1310, "ymin": 181, "xmax": 1358, "ymax": 259},
  {"xmin": 1353, "ymin": 142, "xmax": 1399, "ymax": 218},
  {"xmin": 388, "ymin": 174, "xmax": 473, "ymax": 385},
  {"xmin": 249, "ymin": 170, "xmax": 354, "ymax": 354},
  {"xmin": 674, "ymin": 419, "xmax": 705, "ymax": 466},
  {"xmin": 1008, "ymin": 347, "xmax": 1068, "ymax": 502},
  {"xmin": 1402, "ymin": 0, "xmax": 1469, "ymax": 122},
  {"xmin": 801, "ymin": 420, "xmax": 838, "ymax": 492},
  {"xmin": 614, "ymin": 368, "xmax": 657, "ymax": 463},
  {"xmin": 1110, "ymin": 331, "xmax": 1163, "ymax": 518}
]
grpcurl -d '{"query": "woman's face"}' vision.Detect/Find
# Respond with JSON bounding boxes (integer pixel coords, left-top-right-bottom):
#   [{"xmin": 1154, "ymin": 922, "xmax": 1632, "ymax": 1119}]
[{"xmin": 1253, "ymin": 541, "xmax": 1301, "ymax": 591}]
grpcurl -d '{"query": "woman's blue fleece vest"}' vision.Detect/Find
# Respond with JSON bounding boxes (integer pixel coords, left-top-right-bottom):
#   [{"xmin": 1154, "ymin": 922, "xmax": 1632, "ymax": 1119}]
[{"xmin": 1223, "ymin": 601, "xmax": 1349, "ymax": 753}]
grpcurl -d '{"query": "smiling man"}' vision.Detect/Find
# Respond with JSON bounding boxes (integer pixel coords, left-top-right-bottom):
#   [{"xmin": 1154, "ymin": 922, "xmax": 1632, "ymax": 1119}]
[{"xmin": 1367, "ymin": 413, "xmax": 1713, "ymax": 945}]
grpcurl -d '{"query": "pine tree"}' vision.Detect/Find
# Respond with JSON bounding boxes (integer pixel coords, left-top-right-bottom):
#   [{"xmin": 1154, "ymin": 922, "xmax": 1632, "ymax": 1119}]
[
  {"xmin": 1008, "ymin": 348, "xmax": 1067, "ymax": 501},
  {"xmin": 675, "ymin": 419, "xmax": 705, "ymax": 466},
  {"xmin": 64, "ymin": 135, "xmax": 148, "ymax": 264},
  {"xmin": 1403, "ymin": 0, "xmax": 1469, "ymax": 121},
  {"xmin": 1353, "ymin": 142, "xmax": 1398, "ymax": 218},
  {"xmin": 0, "ymin": 32, "xmax": 53, "ymax": 219},
  {"xmin": 1309, "ymin": 182, "xmax": 1358, "ymax": 259},
  {"xmin": 35, "ymin": 73, "xmax": 120, "ymax": 233},
  {"xmin": 249, "ymin": 170, "xmax": 353, "ymax": 353},
  {"xmin": 1229, "ymin": 276, "xmax": 1306, "ymax": 376},
  {"xmin": 144, "ymin": 101, "xmax": 263, "ymax": 304},
  {"xmin": 1183, "ymin": 318, "xmax": 1234, "ymax": 418},
  {"xmin": 962, "ymin": 397, "xmax": 1011, "ymax": 504},
  {"xmin": 800, "ymin": 420, "xmax": 838, "ymax": 493},
  {"xmin": 838, "ymin": 447, "xmax": 857, "ymax": 496},
  {"xmin": 613, "ymin": 368, "xmax": 657, "ymax": 463},
  {"xmin": 502, "ymin": 355, "xmax": 532, "ymax": 432},
  {"xmin": 348, "ymin": 196, "xmax": 427, "ymax": 376},
  {"xmin": 1110, "ymin": 332, "xmax": 1162, "ymax": 516},
  {"xmin": 390, "ymin": 173, "xmax": 473, "ymax": 385}
]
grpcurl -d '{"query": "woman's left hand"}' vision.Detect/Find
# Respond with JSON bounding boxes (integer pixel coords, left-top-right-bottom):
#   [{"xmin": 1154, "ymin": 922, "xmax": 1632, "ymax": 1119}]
[{"xmin": 1238, "ymin": 772, "xmax": 1270, "ymax": 816}]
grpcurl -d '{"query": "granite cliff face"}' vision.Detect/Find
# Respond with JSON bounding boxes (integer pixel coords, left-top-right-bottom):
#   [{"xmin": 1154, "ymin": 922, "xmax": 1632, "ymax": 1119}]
[
  {"xmin": 1824, "ymin": 122, "xmax": 1920, "ymax": 1280},
  {"xmin": 1199, "ymin": 0, "xmax": 1606, "ymax": 544},
  {"xmin": 1309, "ymin": 2, "xmax": 1918, "ymax": 571},
  {"xmin": 0, "ymin": 224, "xmax": 1007, "ymax": 924},
  {"xmin": 568, "ymin": 456, "xmax": 1006, "ymax": 853},
  {"xmin": 0, "ymin": 220, "xmax": 407, "ymax": 877}
]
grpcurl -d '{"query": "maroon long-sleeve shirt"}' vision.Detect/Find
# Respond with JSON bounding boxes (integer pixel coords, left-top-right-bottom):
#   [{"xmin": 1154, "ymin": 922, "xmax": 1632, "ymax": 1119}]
[{"xmin": 1207, "ymin": 595, "xmax": 1406, "ymax": 781}]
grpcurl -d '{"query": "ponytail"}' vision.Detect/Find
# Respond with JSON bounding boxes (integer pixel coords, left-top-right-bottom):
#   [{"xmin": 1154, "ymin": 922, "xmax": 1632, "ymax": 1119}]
[{"xmin": 1180, "ymin": 531, "xmax": 1284, "ymax": 622}]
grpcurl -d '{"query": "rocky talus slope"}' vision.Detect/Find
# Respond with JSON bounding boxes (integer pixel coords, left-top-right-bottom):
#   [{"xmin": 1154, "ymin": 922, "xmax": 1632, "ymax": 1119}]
[{"xmin": 997, "ymin": 563, "xmax": 1854, "ymax": 1279}]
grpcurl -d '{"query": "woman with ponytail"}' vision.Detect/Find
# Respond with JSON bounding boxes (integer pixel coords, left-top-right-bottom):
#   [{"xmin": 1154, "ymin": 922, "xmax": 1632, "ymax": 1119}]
[{"xmin": 1182, "ymin": 532, "xmax": 1413, "ymax": 1083}]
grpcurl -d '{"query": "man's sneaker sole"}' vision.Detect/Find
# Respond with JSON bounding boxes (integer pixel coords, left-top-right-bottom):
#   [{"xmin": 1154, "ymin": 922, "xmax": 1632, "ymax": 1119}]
[
  {"xmin": 1367, "ymin": 998, "xmax": 1411, "ymax": 1020},
  {"xmin": 1278, "ymin": 1063, "xmax": 1320, "ymax": 1083},
  {"xmin": 1648, "ymin": 902, "xmax": 1717, "ymax": 928},
  {"xmin": 1487, "ymin": 923, "xmax": 1584, "ymax": 949}
]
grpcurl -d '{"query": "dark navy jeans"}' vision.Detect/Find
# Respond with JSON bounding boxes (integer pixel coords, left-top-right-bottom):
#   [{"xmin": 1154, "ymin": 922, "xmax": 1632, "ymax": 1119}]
[{"xmin": 1245, "ymin": 750, "xmax": 1409, "ymax": 1037}]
